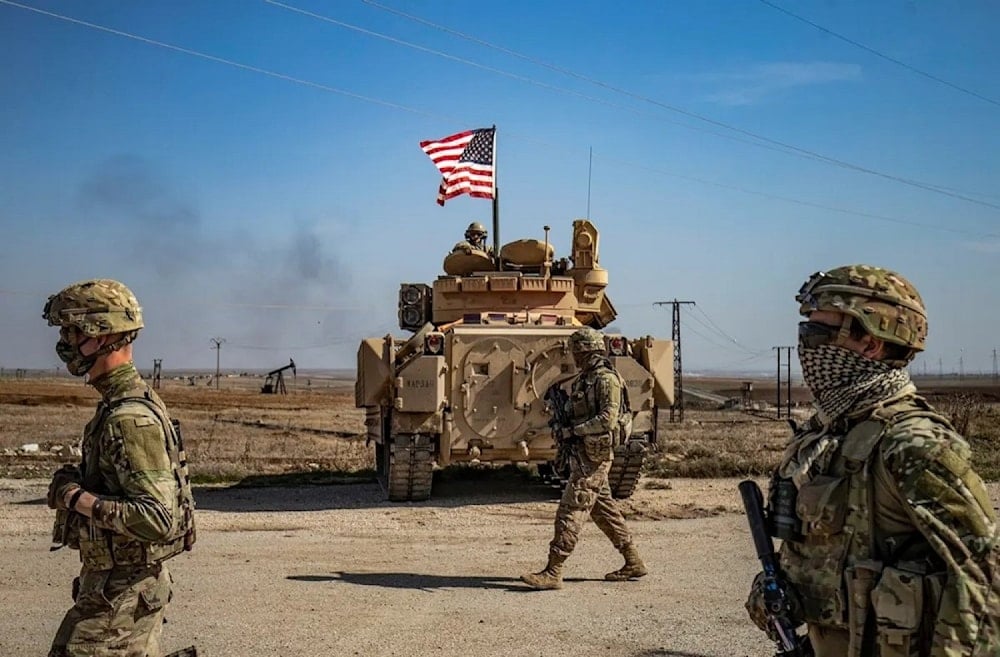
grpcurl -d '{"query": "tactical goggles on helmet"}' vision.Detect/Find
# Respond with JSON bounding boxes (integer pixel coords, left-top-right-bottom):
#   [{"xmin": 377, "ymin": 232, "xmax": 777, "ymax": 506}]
[{"xmin": 797, "ymin": 321, "xmax": 844, "ymax": 348}]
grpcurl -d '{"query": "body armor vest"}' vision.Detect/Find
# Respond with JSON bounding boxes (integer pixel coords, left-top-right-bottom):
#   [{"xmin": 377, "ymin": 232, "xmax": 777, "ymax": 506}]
[
  {"xmin": 78, "ymin": 383, "xmax": 196, "ymax": 570},
  {"xmin": 778, "ymin": 395, "xmax": 957, "ymax": 657}
]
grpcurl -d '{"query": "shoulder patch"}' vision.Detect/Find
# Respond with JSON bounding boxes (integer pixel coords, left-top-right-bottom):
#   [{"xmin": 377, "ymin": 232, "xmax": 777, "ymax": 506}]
[{"xmin": 107, "ymin": 409, "xmax": 171, "ymax": 474}]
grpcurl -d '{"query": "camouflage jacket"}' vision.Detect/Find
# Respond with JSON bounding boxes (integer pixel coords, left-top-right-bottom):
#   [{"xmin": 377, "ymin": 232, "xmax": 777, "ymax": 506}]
[
  {"xmin": 775, "ymin": 389, "xmax": 998, "ymax": 657},
  {"xmin": 451, "ymin": 240, "xmax": 494, "ymax": 256},
  {"xmin": 565, "ymin": 356, "xmax": 623, "ymax": 462},
  {"xmin": 80, "ymin": 363, "xmax": 183, "ymax": 544}
]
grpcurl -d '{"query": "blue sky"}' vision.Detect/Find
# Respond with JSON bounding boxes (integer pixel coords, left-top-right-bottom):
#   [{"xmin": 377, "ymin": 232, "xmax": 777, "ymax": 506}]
[{"xmin": 1, "ymin": 0, "xmax": 998, "ymax": 375}]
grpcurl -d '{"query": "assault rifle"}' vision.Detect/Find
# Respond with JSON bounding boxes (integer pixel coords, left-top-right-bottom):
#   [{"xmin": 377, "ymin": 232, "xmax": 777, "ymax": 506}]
[
  {"xmin": 543, "ymin": 382, "xmax": 576, "ymax": 475},
  {"xmin": 739, "ymin": 480, "xmax": 813, "ymax": 657}
]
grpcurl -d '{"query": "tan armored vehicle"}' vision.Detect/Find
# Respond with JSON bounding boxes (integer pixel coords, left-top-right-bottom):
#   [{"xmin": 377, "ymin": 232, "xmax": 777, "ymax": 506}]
[{"xmin": 355, "ymin": 219, "xmax": 674, "ymax": 501}]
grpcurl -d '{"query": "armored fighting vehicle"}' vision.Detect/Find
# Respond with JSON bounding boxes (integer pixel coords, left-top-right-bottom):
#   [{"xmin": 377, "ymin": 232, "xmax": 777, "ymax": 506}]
[{"xmin": 355, "ymin": 219, "xmax": 674, "ymax": 501}]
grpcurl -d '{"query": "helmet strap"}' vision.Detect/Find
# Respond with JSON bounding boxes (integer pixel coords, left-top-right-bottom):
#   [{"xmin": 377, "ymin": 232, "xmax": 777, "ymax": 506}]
[{"xmin": 834, "ymin": 314, "xmax": 854, "ymax": 348}]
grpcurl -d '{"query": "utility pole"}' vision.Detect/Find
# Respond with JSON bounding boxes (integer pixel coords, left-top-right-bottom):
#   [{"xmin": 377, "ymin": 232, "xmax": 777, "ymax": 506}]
[
  {"xmin": 773, "ymin": 346, "xmax": 795, "ymax": 419},
  {"xmin": 654, "ymin": 299, "xmax": 696, "ymax": 422},
  {"xmin": 959, "ymin": 349, "xmax": 965, "ymax": 380},
  {"xmin": 938, "ymin": 357, "xmax": 943, "ymax": 378},
  {"xmin": 152, "ymin": 359, "xmax": 162, "ymax": 390},
  {"xmin": 993, "ymin": 348, "xmax": 998, "ymax": 383},
  {"xmin": 210, "ymin": 338, "xmax": 226, "ymax": 390}
]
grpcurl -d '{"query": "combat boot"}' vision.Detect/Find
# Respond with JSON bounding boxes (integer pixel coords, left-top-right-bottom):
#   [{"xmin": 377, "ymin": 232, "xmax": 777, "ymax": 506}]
[
  {"xmin": 520, "ymin": 551, "xmax": 567, "ymax": 590},
  {"xmin": 605, "ymin": 543, "xmax": 647, "ymax": 581}
]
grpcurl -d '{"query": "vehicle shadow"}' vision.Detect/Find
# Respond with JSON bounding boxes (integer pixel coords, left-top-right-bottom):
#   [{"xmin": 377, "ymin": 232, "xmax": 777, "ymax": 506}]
[
  {"xmin": 287, "ymin": 571, "xmax": 600, "ymax": 592},
  {"xmin": 194, "ymin": 466, "xmax": 563, "ymax": 513}
]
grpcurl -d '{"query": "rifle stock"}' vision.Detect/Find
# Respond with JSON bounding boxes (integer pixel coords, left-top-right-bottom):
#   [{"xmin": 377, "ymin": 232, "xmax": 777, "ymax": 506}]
[{"xmin": 739, "ymin": 479, "xmax": 813, "ymax": 657}]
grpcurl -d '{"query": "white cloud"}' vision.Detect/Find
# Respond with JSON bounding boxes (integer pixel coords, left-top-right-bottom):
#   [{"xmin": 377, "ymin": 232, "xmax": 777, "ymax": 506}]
[{"xmin": 703, "ymin": 61, "xmax": 863, "ymax": 106}]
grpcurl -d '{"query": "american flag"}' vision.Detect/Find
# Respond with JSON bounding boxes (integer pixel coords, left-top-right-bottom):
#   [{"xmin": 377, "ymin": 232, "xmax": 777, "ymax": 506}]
[{"xmin": 419, "ymin": 127, "xmax": 495, "ymax": 206}]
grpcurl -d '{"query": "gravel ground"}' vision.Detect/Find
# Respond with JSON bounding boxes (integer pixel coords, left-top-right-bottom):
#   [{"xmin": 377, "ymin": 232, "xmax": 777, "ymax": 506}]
[{"xmin": 6, "ymin": 476, "xmax": 995, "ymax": 657}]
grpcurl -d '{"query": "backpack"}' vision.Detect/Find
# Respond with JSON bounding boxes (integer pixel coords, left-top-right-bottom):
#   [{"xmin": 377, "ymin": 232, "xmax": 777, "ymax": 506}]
[{"xmin": 611, "ymin": 368, "xmax": 633, "ymax": 446}]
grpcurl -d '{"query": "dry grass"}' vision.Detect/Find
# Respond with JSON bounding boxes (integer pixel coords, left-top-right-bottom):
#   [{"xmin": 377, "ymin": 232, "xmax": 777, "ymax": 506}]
[
  {"xmin": 644, "ymin": 387, "xmax": 1000, "ymax": 482},
  {"xmin": 645, "ymin": 410, "xmax": 792, "ymax": 479},
  {"xmin": 3, "ymin": 376, "xmax": 999, "ymax": 483},
  {"xmin": 936, "ymin": 393, "xmax": 1000, "ymax": 481},
  {"xmin": 0, "ymin": 376, "xmax": 374, "ymax": 481}
]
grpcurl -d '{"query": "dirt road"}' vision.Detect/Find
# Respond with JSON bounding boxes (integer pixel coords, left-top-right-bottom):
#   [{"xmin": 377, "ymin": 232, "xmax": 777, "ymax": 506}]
[
  {"xmin": 1, "ymin": 474, "xmax": 779, "ymax": 657},
  {"xmin": 10, "ymin": 474, "xmax": 995, "ymax": 657}
]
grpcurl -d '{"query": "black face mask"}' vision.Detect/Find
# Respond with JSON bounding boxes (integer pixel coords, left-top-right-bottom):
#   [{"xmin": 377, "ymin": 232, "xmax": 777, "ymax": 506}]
[{"xmin": 56, "ymin": 332, "xmax": 98, "ymax": 376}]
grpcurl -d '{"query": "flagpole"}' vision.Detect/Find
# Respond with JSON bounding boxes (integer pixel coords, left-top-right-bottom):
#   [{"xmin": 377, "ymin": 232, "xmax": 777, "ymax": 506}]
[
  {"xmin": 491, "ymin": 124, "xmax": 500, "ymax": 270},
  {"xmin": 587, "ymin": 146, "xmax": 593, "ymax": 218}
]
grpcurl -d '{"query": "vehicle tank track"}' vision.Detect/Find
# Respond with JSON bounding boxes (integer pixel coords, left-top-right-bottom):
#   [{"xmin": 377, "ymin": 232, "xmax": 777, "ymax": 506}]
[
  {"xmin": 384, "ymin": 434, "xmax": 434, "ymax": 502},
  {"xmin": 608, "ymin": 439, "xmax": 648, "ymax": 499}
]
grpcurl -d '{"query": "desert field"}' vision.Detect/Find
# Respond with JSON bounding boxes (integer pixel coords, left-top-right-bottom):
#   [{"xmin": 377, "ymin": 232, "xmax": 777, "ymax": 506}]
[{"xmin": 1, "ymin": 373, "xmax": 998, "ymax": 656}]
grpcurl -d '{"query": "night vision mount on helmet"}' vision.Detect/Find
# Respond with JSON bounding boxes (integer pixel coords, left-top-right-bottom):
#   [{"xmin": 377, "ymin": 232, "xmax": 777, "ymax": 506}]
[{"xmin": 356, "ymin": 219, "xmax": 674, "ymax": 502}]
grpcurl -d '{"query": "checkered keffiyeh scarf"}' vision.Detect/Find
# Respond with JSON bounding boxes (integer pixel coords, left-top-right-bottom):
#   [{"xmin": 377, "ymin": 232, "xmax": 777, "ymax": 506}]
[{"xmin": 782, "ymin": 344, "xmax": 913, "ymax": 486}]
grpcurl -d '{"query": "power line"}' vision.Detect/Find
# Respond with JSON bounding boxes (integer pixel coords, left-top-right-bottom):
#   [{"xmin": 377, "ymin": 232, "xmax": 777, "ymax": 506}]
[
  {"xmin": 680, "ymin": 316, "xmax": 746, "ymax": 353},
  {"xmin": 758, "ymin": 0, "xmax": 1000, "ymax": 109},
  {"xmin": 594, "ymin": 153, "xmax": 1000, "ymax": 238},
  {"xmin": 3, "ymin": 0, "xmax": 996, "ymax": 239},
  {"xmin": 272, "ymin": 1, "xmax": 866, "ymax": 171},
  {"xmin": 0, "ymin": 0, "xmax": 446, "ymax": 120},
  {"xmin": 689, "ymin": 304, "xmax": 766, "ymax": 355},
  {"xmin": 682, "ymin": 313, "xmax": 762, "ymax": 356},
  {"xmin": 209, "ymin": 337, "xmax": 226, "ymax": 390},
  {"xmin": 654, "ymin": 300, "xmax": 695, "ymax": 422},
  {"xmin": 353, "ymin": 0, "xmax": 1000, "ymax": 210}
]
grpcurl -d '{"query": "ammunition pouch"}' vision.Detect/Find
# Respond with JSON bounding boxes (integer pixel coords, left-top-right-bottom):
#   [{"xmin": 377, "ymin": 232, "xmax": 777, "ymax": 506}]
[
  {"xmin": 870, "ymin": 565, "xmax": 942, "ymax": 657},
  {"xmin": 782, "ymin": 471, "xmax": 853, "ymax": 628},
  {"xmin": 51, "ymin": 510, "xmax": 83, "ymax": 551},
  {"xmin": 582, "ymin": 432, "xmax": 613, "ymax": 463},
  {"xmin": 79, "ymin": 530, "xmax": 186, "ymax": 571}
]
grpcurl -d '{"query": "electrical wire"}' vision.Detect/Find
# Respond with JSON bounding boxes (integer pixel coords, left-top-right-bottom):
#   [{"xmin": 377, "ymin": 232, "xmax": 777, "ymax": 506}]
[
  {"xmin": 680, "ymin": 316, "xmax": 754, "ymax": 354},
  {"xmin": 0, "ymin": 0, "xmax": 447, "ymax": 120},
  {"xmin": 354, "ymin": 0, "xmax": 1000, "ymax": 210},
  {"xmin": 690, "ymin": 305, "xmax": 766, "ymax": 355},
  {"xmin": 2, "ymin": 0, "xmax": 996, "ymax": 238},
  {"xmin": 758, "ymin": 0, "xmax": 1000, "ymax": 109},
  {"xmin": 596, "ymin": 153, "xmax": 1000, "ymax": 238},
  {"xmin": 684, "ymin": 310, "xmax": 764, "ymax": 357}
]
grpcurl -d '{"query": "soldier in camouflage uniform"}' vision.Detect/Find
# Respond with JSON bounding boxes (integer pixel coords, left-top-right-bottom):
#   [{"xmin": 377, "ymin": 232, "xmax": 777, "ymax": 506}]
[
  {"xmin": 521, "ymin": 327, "xmax": 646, "ymax": 590},
  {"xmin": 451, "ymin": 221, "xmax": 494, "ymax": 256},
  {"xmin": 43, "ymin": 279, "xmax": 196, "ymax": 657},
  {"xmin": 746, "ymin": 265, "xmax": 999, "ymax": 657}
]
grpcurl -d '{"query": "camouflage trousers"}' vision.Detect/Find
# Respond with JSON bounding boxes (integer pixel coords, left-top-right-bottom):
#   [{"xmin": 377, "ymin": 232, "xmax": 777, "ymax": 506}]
[
  {"xmin": 50, "ymin": 563, "xmax": 172, "ymax": 657},
  {"xmin": 549, "ymin": 452, "xmax": 631, "ymax": 557}
]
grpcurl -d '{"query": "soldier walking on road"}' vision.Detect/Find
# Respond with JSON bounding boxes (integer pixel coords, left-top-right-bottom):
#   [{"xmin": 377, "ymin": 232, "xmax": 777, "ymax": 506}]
[
  {"xmin": 521, "ymin": 327, "xmax": 646, "ymax": 590},
  {"xmin": 43, "ymin": 279, "xmax": 196, "ymax": 657},
  {"xmin": 745, "ymin": 265, "xmax": 999, "ymax": 657}
]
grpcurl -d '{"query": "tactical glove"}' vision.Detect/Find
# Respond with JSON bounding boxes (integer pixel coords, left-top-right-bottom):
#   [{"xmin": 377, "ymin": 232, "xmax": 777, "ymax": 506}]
[
  {"xmin": 745, "ymin": 571, "xmax": 804, "ymax": 640},
  {"xmin": 47, "ymin": 464, "xmax": 82, "ymax": 510}
]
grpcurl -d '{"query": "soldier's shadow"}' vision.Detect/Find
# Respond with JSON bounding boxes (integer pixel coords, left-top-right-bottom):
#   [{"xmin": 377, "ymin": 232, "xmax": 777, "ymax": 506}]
[
  {"xmin": 288, "ymin": 571, "xmax": 529, "ymax": 591},
  {"xmin": 632, "ymin": 652, "xmax": 717, "ymax": 657}
]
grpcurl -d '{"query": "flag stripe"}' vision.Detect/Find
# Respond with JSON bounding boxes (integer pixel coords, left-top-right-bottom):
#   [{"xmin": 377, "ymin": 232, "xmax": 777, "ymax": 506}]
[{"xmin": 420, "ymin": 127, "xmax": 495, "ymax": 206}]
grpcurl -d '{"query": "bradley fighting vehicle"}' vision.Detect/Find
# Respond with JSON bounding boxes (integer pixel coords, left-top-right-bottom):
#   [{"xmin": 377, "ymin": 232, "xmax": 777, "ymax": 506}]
[{"xmin": 355, "ymin": 219, "xmax": 674, "ymax": 501}]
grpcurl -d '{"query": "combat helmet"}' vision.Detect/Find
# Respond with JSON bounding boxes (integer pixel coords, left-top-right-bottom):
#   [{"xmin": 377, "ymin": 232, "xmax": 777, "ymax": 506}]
[
  {"xmin": 796, "ymin": 265, "xmax": 926, "ymax": 362},
  {"xmin": 465, "ymin": 221, "xmax": 487, "ymax": 241},
  {"xmin": 43, "ymin": 279, "xmax": 144, "ymax": 337},
  {"xmin": 569, "ymin": 327, "xmax": 606, "ymax": 354}
]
